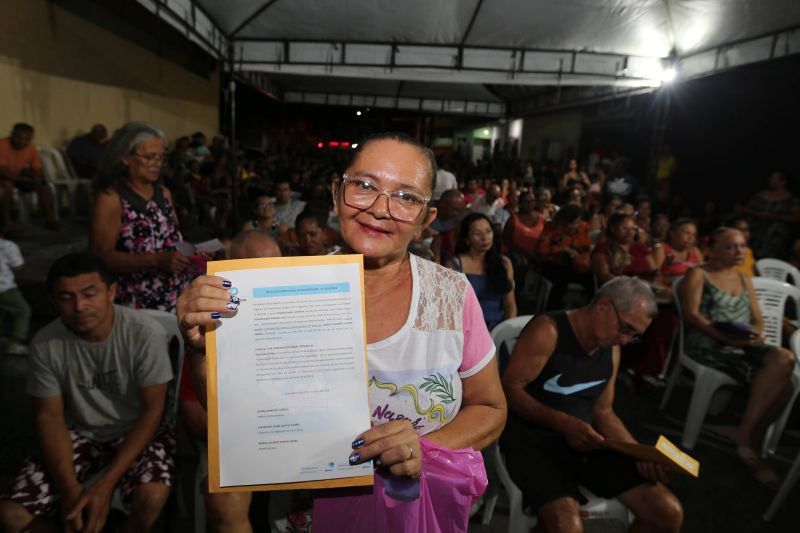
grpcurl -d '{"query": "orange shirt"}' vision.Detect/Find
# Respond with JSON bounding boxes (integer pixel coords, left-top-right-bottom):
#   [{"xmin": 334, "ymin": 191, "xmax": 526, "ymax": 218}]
[
  {"xmin": 537, "ymin": 220, "xmax": 592, "ymax": 261},
  {"xmin": 0, "ymin": 137, "xmax": 41, "ymax": 177}
]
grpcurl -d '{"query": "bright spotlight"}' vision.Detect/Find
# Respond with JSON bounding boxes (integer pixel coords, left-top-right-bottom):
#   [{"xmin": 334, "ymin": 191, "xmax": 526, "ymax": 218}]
[
  {"xmin": 661, "ymin": 67, "xmax": 677, "ymax": 84},
  {"xmin": 356, "ymin": 110, "xmax": 362, "ymax": 116},
  {"xmin": 351, "ymin": 143, "xmax": 358, "ymax": 149},
  {"xmin": 483, "ymin": 129, "xmax": 490, "ymax": 135}
]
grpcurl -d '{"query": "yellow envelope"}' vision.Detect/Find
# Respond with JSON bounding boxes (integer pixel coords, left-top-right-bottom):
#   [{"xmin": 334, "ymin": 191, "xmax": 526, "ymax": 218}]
[
  {"xmin": 205, "ymin": 255, "xmax": 374, "ymax": 493},
  {"xmin": 605, "ymin": 435, "xmax": 700, "ymax": 477}
]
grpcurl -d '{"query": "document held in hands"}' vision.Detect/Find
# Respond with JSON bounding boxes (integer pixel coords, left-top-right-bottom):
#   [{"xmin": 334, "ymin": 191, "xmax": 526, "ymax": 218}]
[
  {"xmin": 206, "ymin": 255, "xmax": 374, "ymax": 492},
  {"xmin": 606, "ymin": 435, "xmax": 700, "ymax": 477}
]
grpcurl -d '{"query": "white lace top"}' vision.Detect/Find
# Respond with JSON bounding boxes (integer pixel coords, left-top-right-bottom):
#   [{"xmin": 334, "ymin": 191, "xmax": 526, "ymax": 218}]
[{"xmin": 367, "ymin": 254, "xmax": 495, "ymax": 436}]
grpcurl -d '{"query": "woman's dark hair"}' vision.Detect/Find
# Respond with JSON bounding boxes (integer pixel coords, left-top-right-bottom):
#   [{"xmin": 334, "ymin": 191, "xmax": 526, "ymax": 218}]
[
  {"xmin": 454, "ymin": 213, "xmax": 513, "ymax": 294},
  {"xmin": 669, "ymin": 217, "xmax": 696, "ymax": 232},
  {"xmin": 554, "ymin": 203, "xmax": 583, "ymax": 226},
  {"xmin": 349, "ymin": 132, "xmax": 437, "ymax": 193},
  {"xmin": 605, "ymin": 213, "xmax": 634, "ymax": 274},
  {"xmin": 46, "ymin": 253, "xmax": 115, "ymax": 294},
  {"xmin": 295, "ymin": 209, "xmax": 328, "ymax": 229},
  {"xmin": 723, "ymin": 215, "xmax": 748, "ymax": 228}
]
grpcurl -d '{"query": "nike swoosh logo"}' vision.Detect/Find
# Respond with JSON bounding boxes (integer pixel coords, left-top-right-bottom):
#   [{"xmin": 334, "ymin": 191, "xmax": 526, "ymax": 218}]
[{"xmin": 543, "ymin": 374, "xmax": 606, "ymax": 396}]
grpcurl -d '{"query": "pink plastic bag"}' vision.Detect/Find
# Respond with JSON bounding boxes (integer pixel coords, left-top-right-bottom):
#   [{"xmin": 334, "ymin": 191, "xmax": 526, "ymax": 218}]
[{"xmin": 313, "ymin": 437, "xmax": 487, "ymax": 533}]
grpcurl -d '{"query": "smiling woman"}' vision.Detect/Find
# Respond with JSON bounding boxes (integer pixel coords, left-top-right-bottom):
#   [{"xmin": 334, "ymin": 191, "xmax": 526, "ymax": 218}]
[
  {"xmin": 89, "ymin": 122, "xmax": 191, "ymax": 312},
  {"xmin": 177, "ymin": 132, "xmax": 507, "ymax": 532}
]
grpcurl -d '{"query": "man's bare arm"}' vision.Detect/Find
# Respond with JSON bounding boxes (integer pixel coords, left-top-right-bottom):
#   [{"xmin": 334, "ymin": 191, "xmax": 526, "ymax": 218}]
[
  {"xmin": 35, "ymin": 395, "xmax": 82, "ymax": 494},
  {"xmin": 591, "ymin": 347, "xmax": 636, "ymax": 443}
]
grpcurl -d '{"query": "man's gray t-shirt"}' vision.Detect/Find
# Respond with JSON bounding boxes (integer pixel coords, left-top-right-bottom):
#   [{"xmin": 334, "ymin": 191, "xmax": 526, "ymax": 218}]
[{"xmin": 27, "ymin": 305, "xmax": 174, "ymax": 442}]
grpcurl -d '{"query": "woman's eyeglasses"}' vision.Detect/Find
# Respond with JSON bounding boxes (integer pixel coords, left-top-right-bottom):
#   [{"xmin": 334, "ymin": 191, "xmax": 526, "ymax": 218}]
[
  {"xmin": 341, "ymin": 173, "xmax": 430, "ymax": 223},
  {"xmin": 134, "ymin": 152, "xmax": 166, "ymax": 167}
]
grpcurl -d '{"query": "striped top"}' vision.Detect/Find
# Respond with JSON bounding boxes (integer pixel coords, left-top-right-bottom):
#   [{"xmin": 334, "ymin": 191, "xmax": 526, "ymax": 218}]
[{"xmin": 685, "ymin": 270, "xmax": 752, "ymax": 354}]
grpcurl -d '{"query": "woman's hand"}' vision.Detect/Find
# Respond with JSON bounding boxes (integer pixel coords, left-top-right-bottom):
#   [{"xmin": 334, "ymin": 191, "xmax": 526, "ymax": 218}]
[
  {"xmin": 726, "ymin": 335, "xmax": 765, "ymax": 349},
  {"xmin": 176, "ymin": 275, "xmax": 233, "ymax": 351},
  {"xmin": 350, "ymin": 420, "xmax": 422, "ymax": 479},
  {"xmin": 156, "ymin": 251, "xmax": 192, "ymax": 273}
]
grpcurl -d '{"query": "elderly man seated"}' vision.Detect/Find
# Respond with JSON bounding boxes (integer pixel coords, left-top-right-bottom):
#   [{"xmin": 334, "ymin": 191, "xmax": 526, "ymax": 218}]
[
  {"xmin": 0, "ymin": 253, "xmax": 174, "ymax": 533},
  {"xmin": 501, "ymin": 277, "xmax": 683, "ymax": 533}
]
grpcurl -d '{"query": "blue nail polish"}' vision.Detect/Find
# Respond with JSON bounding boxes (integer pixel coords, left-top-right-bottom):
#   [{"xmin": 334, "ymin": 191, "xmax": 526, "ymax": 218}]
[
  {"xmin": 349, "ymin": 453, "xmax": 360, "ymax": 465},
  {"xmin": 222, "ymin": 280, "xmax": 232, "ymax": 288},
  {"xmin": 226, "ymin": 303, "xmax": 238, "ymax": 310},
  {"xmin": 211, "ymin": 312, "xmax": 221, "ymax": 319},
  {"xmin": 352, "ymin": 438, "xmax": 364, "ymax": 448},
  {"xmin": 229, "ymin": 287, "xmax": 238, "ymax": 295},
  {"xmin": 230, "ymin": 296, "xmax": 240, "ymax": 304}
]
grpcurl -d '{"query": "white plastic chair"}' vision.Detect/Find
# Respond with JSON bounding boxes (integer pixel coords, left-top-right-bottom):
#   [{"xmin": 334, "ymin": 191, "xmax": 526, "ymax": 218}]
[
  {"xmin": 482, "ymin": 315, "xmax": 630, "ymax": 531},
  {"xmin": 764, "ymin": 329, "xmax": 800, "ymax": 521},
  {"xmin": 756, "ymin": 258, "xmax": 800, "ymax": 287},
  {"xmin": 39, "ymin": 147, "xmax": 93, "ymax": 217},
  {"xmin": 140, "ymin": 309, "xmax": 184, "ymax": 421},
  {"xmin": 751, "ymin": 278, "xmax": 800, "ymax": 456},
  {"xmin": 660, "ymin": 277, "xmax": 740, "ymax": 449},
  {"xmin": 481, "ymin": 316, "xmax": 534, "ymax": 525}
]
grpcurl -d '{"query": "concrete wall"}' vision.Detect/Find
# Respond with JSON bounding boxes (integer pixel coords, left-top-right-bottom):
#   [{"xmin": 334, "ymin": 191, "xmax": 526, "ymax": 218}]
[
  {"xmin": 0, "ymin": 0, "xmax": 219, "ymax": 148},
  {"xmin": 520, "ymin": 109, "xmax": 583, "ymax": 162}
]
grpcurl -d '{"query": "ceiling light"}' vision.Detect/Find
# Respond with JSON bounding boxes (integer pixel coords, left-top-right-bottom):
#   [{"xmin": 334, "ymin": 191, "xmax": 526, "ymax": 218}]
[{"xmin": 661, "ymin": 67, "xmax": 677, "ymax": 84}]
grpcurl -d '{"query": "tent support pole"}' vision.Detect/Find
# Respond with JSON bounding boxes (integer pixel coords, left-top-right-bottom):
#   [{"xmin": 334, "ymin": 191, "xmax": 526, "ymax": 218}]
[{"xmin": 228, "ymin": 43, "xmax": 240, "ymax": 229}]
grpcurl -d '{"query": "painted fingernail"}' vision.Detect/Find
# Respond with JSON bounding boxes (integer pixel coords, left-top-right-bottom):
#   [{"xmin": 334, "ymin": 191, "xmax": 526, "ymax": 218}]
[
  {"xmin": 230, "ymin": 296, "xmax": 241, "ymax": 304},
  {"xmin": 221, "ymin": 280, "xmax": 232, "ymax": 288},
  {"xmin": 351, "ymin": 438, "xmax": 364, "ymax": 448},
  {"xmin": 229, "ymin": 287, "xmax": 239, "ymax": 295},
  {"xmin": 211, "ymin": 312, "xmax": 221, "ymax": 319},
  {"xmin": 226, "ymin": 303, "xmax": 238, "ymax": 310},
  {"xmin": 373, "ymin": 457, "xmax": 382, "ymax": 468},
  {"xmin": 348, "ymin": 453, "xmax": 360, "ymax": 465}
]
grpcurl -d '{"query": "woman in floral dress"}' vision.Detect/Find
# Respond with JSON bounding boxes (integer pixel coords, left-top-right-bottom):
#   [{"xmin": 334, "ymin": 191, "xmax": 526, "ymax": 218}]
[{"xmin": 90, "ymin": 122, "xmax": 191, "ymax": 312}]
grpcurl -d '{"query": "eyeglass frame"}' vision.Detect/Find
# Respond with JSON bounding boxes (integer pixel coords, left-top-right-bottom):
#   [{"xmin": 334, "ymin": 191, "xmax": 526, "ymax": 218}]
[
  {"xmin": 610, "ymin": 300, "xmax": 643, "ymax": 343},
  {"xmin": 340, "ymin": 173, "xmax": 432, "ymax": 223},
  {"xmin": 133, "ymin": 152, "xmax": 166, "ymax": 166}
]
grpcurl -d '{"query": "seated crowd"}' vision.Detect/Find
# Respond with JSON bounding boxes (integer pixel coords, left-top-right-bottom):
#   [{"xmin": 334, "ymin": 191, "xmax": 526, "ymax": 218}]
[{"xmin": 0, "ymin": 119, "xmax": 798, "ymax": 532}]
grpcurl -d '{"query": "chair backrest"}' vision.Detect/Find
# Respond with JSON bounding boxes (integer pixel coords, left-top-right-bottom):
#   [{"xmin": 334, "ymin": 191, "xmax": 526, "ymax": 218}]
[
  {"xmin": 490, "ymin": 315, "xmax": 534, "ymax": 373},
  {"xmin": 756, "ymin": 258, "xmax": 800, "ymax": 287},
  {"xmin": 39, "ymin": 147, "xmax": 60, "ymax": 183},
  {"xmin": 140, "ymin": 309, "xmax": 184, "ymax": 419},
  {"xmin": 672, "ymin": 276, "xmax": 685, "ymax": 353},
  {"xmin": 521, "ymin": 270, "xmax": 552, "ymax": 315},
  {"xmin": 751, "ymin": 277, "xmax": 800, "ymax": 347},
  {"xmin": 50, "ymin": 148, "xmax": 78, "ymax": 180},
  {"xmin": 792, "ymin": 329, "xmax": 800, "ymax": 359},
  {"xmin": 39, "ymin": 146, "xmax": 75, "ymax": 184}
]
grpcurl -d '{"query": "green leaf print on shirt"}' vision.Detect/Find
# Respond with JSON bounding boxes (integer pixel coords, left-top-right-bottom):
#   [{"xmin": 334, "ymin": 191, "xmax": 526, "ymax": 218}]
[{"xmin": 419, "ymin": 373, "xmax": 456, "ymax": 405}]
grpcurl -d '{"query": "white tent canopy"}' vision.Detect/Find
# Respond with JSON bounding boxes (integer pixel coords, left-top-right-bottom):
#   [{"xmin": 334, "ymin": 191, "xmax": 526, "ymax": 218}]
[{"xmin": 141, "ymin": 0, "xmax": 800, "ymax": 115}]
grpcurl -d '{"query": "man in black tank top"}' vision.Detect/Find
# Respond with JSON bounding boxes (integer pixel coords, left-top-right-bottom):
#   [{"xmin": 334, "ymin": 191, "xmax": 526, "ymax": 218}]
[{"xmin": 501, "ymin": 277, "xmax": 683, "ymax": 532}]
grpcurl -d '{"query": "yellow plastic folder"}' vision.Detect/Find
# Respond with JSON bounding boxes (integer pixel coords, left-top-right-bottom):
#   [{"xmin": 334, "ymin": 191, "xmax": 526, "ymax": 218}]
[
  {"xmin": 205, "ymin": 255, "xmax": 374, "ymax": 493},
  {"xmin": 605, "ymin": 435, "xmax": 700, "ymax": 477}
]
